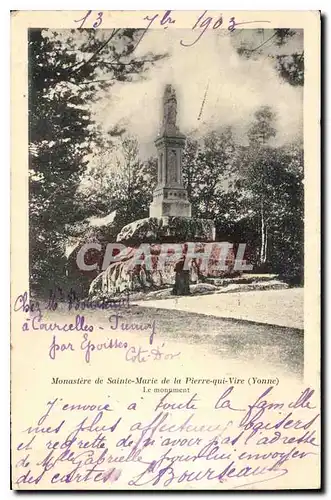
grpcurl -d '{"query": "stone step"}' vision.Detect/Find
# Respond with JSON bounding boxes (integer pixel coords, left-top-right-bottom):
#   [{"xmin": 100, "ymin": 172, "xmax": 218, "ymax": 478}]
[{"xmin": 203, "ymin": 274, "xmax": 279, "ymax": 287}]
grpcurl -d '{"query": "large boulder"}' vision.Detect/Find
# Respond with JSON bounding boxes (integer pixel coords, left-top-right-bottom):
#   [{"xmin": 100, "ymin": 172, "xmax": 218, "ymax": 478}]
[
  {"xmin": 64, "ymin": 211, "xmax": 120, "ymax": 295},
  {"xmin": 116, "ymin": 216, "xmax": 215, "ymax": 245},
  {"xmin": 89, "ymin": 242, "xmax": 236, "ymax": 299}
]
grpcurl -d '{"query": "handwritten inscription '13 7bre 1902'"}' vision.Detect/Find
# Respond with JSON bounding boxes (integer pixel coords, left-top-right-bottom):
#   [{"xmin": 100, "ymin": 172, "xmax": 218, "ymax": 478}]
[
  {"xmin": 74, "ymin": 10, "xmax": 271, "ymax": 48},
  {"xmin": 13, "ymin": 386, "xmax": 319, "ymax": 488}
]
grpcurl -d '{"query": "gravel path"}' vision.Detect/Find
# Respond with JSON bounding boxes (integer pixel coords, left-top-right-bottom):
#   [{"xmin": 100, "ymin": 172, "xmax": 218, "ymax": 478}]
[{"xmin": 135, "ymin": 288, "xmax": 304, "ymax": 329}]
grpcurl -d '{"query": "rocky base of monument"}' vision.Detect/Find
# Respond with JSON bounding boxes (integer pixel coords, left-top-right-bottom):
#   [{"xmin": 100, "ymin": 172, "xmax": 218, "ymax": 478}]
[
  {"xmin": 88, "ymin": 242, "xmax": 236, "ymax": 299},
  {"xmin": 116, "ymin": 216, "xmax": 215, "ymax": 245},
  {"xmin": 89, "ymin": 272, "xmax": 287, "ymax": 303},
  {"xmin": 64, "ymin": 212, "xmax": 120, "ymax": 296}
]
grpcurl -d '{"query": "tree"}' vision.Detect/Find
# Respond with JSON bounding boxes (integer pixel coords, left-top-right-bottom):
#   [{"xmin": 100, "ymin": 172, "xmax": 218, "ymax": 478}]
[
  {"xmin": 79, "ymin": 135, "xmax": 157, "ymax": 230},
  {"xmin": 273, "ymin": 29, "xmax": 304, "ymax": 87},
  {"xmin": 182, "ymin": 113, "xmax": 303, "ymax": 282},
  {"xmin": 242, "ymin": 106, "xmax": 277, "ymax": 267},
  {"xmin": 247, "ymin": 106, "xmax": 277, "ymax": 146},
  {"xmin": 182, "ymin": 128, "xmax": 237, "ymax": 220},
  {"xmin": 238, "ymin": 107, "xmax": 304, "ymax": 281},
  {"xmin": 29, "ymin": 28, "xmax": 164, "ymax": 294},
  {"xmin": 114, "ymin": 136, "xmax": 155, "ymax": 224},
  {"xmin": 265, "ymin": 143, "xmax": 304, "ymax": 283},
  {"xmin": 235, "ymin": 28, "xmax": 304, "ymax": 86}
]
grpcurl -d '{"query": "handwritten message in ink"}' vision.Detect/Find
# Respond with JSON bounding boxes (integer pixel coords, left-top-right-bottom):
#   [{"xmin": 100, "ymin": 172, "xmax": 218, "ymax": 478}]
[{"xmin": 13, "ymin": 384, "xmax": 319, "ymax": 489}]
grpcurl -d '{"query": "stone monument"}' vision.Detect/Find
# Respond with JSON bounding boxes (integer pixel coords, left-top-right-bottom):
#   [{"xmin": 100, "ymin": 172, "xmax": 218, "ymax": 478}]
[
  {"xmin": 149, "ymin": 84, "xmax": 192, "ymax": 218},
  {"xmin": 115, "ymin": 83, "xmax": 215, "ymax": 245},
  {"xmin": 88, "ymin": 84, "xmax": 236, "ymax": 299}
]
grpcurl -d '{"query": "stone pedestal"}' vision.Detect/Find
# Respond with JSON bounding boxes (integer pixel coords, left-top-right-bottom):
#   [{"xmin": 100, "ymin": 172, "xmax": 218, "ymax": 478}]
[{"xmin": 149, "ymin": 193, "xmax": 191, "ymax": 218}]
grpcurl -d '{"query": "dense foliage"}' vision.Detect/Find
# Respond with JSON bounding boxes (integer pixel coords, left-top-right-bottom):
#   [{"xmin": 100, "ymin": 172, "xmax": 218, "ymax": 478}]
[
  {"xmin": 29, "ymin": 28, "xmax": 164, "ymax": 293},
  {"xmin": 181, "ymin": 113, "xmax": 304, "ymax": 284}
]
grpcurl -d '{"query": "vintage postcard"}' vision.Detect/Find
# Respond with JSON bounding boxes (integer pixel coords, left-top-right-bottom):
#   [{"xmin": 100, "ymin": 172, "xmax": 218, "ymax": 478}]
[{"xmin": 11, "ymin": 10, "xmax": 321, "ymax": 490}]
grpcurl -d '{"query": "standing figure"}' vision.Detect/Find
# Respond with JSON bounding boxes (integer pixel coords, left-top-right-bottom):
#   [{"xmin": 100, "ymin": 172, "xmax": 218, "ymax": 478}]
[{"xmin": 163, "ymin": 84, "xmax": 178, "ymax": 132}]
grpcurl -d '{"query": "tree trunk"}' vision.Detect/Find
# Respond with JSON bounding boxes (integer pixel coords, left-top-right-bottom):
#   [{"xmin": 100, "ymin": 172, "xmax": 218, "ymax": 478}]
[
  {"xmin": 263, "ymin": 225, "xmax": 268, "ymax": 264},
  {"xmin": 260, "ymin": 199, "xmax": 268, "ymax": 265}
]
